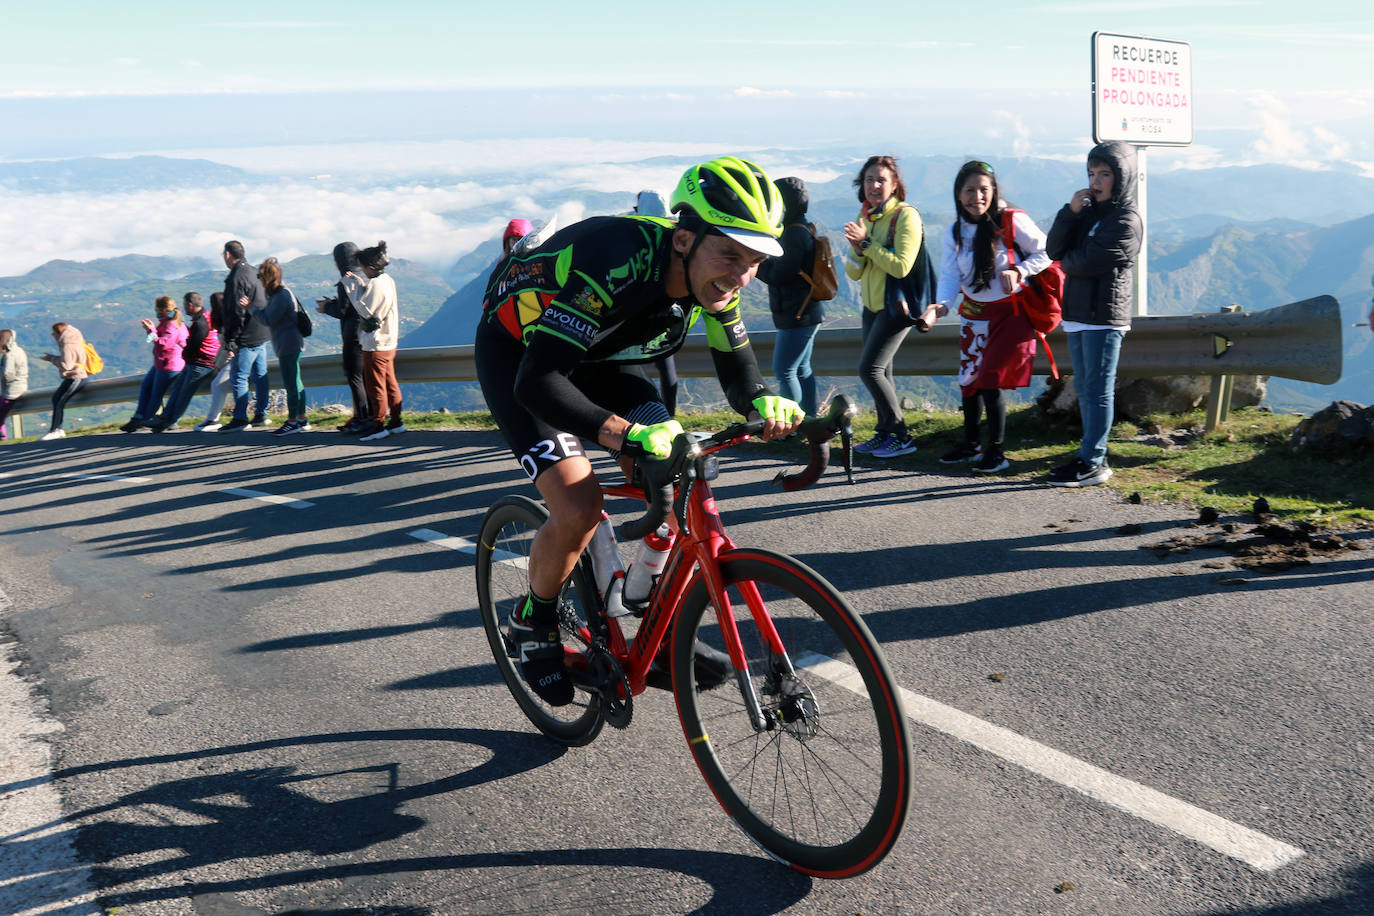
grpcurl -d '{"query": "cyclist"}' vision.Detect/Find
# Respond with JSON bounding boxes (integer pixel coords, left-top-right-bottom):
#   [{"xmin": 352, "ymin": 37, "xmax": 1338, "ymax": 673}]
[{"xmin": 475, "ymin": 156, "xmax": 805, "ymax": 706}]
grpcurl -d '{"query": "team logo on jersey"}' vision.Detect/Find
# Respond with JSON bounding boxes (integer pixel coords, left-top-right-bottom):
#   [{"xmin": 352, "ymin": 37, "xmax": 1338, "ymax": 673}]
[{"xmin": 568, "ymin": 286, "xmax": 606, "ymax": 317}]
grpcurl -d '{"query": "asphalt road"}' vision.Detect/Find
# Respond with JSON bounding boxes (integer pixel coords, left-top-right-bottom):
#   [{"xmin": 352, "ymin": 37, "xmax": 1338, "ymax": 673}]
[{"xmin": 0, "ymin": 427, "xmax": 1370, "ymax": 915}]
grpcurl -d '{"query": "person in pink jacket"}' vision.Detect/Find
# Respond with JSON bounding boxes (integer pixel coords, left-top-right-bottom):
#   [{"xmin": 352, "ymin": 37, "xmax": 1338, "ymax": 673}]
[
  {"xmin": 120, "ymin": 295, "xmax": 189, "ymax": 431},
  {"xmin": 38, "ymin": 322, "xmax": 89, "ymax": 440}
]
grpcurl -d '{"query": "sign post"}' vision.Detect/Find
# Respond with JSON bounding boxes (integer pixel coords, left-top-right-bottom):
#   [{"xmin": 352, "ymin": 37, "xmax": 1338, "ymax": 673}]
[{"xmin": 1091, "ymin": 31, "xmax": 1193, "ymax": 316}]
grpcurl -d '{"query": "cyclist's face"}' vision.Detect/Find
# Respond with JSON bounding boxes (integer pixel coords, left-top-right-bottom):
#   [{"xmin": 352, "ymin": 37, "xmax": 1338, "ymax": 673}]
[{"xmin": 678, "ymin": 232, "xmax": 766, "ymax": 312}]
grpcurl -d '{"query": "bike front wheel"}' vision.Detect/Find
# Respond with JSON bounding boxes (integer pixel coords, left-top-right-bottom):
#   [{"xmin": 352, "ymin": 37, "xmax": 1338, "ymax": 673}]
[
  {"xmin": 475, "ymin": 494, "xmax": 604, "ymax": 746},
  {"xmin": 672, "ymin": 548, "xmax": 912, "ymax": 878}
]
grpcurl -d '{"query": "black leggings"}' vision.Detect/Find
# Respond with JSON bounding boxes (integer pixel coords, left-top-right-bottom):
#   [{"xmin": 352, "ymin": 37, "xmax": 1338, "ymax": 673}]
[
  {"xmin": 50, "ymin": 376, "xmax": 85, "ymax": 431},
  {"xmin": 962, "ymin": 388, "xmax": 1005, "ymax": 451}
]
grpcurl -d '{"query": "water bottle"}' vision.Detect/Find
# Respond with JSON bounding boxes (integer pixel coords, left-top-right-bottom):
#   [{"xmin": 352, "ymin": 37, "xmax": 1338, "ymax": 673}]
[
  {"xmin": 587, "ymin": 513, "xmax": 631, "ymax": 618},
  {"xmin": 622, "ymin": 524, "xmax": 673, "ymax": 606}
]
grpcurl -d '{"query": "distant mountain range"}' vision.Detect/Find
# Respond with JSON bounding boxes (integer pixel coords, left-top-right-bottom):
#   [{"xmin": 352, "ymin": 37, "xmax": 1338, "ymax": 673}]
[
  {"xmin": 0, "ymin": 254, "xmax": 452, "ymax": 385},
  {"xmin": 0, "ymin": 155, "xmax": 254, "ymax": 193}
]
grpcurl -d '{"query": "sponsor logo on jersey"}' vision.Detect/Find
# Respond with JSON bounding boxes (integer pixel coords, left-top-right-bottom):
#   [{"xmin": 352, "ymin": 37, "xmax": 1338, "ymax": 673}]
[{"xmin": 542, "ymin": 306, "xmax": 596, "ymax": 346}]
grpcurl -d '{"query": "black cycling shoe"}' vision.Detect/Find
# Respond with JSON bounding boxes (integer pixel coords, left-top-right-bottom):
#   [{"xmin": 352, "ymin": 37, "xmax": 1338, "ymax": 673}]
[
  {"xmin": 646, "ymin": 640, "xmax": 733, "ymax": 692},
  {"xmin": 508, "ymin": 611, "xmax": 573, "ymax": 706}
]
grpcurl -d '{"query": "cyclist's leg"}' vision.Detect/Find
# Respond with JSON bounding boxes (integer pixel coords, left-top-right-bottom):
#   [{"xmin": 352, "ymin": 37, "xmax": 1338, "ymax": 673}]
[{"xmin": 476, "ymin": 328, "xmax": 605, "ymax": 705}]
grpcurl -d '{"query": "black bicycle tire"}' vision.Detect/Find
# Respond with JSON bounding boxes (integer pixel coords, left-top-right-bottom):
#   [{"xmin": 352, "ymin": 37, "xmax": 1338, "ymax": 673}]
[
  {"xmin": 475, "ymin": 494, "xmax": 604, "ymax": 746},
  {"xmin": 671, "ymin": 548, "xmax": 912, "ymax": 877}
]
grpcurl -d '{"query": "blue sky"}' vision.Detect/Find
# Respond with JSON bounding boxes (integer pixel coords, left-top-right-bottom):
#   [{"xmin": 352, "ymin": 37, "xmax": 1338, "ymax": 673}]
[
  {"xmin": 1, "ymin": 1, "xmax": 1369, "ymax": 169},
  {"xmin": 3, "ymin": 0, "xmax": 1368, "ymax": 95},
  {"xmin": 0, "ymin": 1, "xmax": 1369, "ymax": 276}
]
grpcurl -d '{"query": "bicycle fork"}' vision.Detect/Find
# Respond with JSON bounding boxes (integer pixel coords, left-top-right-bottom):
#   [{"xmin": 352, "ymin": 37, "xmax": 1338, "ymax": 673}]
[{"xmin": 690, "ymin": 512, "xmax": 802, "ymax": 735}]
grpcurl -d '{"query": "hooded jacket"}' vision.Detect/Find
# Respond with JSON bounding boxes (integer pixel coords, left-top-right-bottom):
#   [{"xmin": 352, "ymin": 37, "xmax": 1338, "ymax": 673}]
[
  {"xmin": 320, "ymin": 242, "xmax": 364, "ymax": 340},
  {"xmin": 1045, "ymin": 140, "xmax": 1143, "ymax": 327},
  {"xmin": 53, "ymin": 325, "xmax": 88, "ymax": 379},
  {"xmin": 1, "ymin": 333, "xmax": 28, "ymax": 399},
  {"xmin": 757, "ymin": 177, "xmax": 822, "ymax": 329}
]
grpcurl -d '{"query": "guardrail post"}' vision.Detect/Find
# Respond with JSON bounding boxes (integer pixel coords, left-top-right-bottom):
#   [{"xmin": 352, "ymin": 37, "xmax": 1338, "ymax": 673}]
[
  {"xmin": 10, "ymin": 412, "xmax": 22, "ymax": 438},
  {"xmin": 1204, "ymin": 305, "xmax": 1243, "ymax": 433}
]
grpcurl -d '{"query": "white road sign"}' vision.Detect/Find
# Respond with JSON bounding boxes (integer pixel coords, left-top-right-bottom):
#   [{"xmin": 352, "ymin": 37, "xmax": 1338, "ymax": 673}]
[{"xmin": 1092, "ymin": 31, "xmax": 1193, "ymax": 146}]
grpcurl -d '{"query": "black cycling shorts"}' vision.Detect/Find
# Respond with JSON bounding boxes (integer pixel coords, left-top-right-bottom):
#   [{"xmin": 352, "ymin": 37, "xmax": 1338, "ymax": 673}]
[{"xmin": 476, "ymin": 325, "xmax": 669, "ymax": 481}]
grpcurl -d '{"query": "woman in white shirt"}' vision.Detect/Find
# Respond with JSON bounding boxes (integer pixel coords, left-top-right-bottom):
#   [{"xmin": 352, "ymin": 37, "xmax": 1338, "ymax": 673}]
[{"xmin": 924, "ymin": 160, "xmax": 1051, "ymax": 474}]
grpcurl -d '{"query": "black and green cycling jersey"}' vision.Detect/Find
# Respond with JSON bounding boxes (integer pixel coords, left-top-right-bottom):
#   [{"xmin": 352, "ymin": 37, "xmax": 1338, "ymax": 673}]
[
  {"xmin": 482, "ymin": 215, "xmax": 753, "ymax": 363},
  {"xmin": 477, "ymin": 215, "xmax": 770, "ymax": 445}
]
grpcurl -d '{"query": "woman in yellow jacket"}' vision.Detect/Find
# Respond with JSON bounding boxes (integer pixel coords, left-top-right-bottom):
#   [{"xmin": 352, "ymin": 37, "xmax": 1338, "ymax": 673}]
[{"xmin": 843, "ymin": 155, "xmax": 923, "ymax": 457}]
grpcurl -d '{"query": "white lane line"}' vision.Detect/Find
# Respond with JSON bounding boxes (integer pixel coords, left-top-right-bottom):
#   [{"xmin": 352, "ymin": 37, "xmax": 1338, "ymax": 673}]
[
  {"xmin": 0, "ymin": 472, "xmax": 150, "ymax": 483},
  {"xmin": 409, "ymin": 528, "xmax": 527, "ymax": 568},
  {"xmin": 214, "ymin": 487, "xmax": 314, "ymax": 509},
  {"xmin": 794, "ymin": 652, "xmax": 1305, "ymax": 872}
]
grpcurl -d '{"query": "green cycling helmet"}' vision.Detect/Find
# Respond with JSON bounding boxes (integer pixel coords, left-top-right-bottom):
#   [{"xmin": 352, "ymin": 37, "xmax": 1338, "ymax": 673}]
[{"xmin": 670, "ymin": 156, "xmax": 784, "ymax": 257}]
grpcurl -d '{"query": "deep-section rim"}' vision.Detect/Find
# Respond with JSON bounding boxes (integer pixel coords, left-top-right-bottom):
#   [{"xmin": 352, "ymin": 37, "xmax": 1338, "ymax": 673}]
[{"xmin": 671, "ymin": 547, "xmax": 912, "ymax": 877}]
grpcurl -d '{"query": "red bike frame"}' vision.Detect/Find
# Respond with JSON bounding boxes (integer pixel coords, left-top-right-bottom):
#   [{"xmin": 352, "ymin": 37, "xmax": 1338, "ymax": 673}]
[{"xmin": 585, "ymin": 432, "xmax": 776, "ymax": 697}]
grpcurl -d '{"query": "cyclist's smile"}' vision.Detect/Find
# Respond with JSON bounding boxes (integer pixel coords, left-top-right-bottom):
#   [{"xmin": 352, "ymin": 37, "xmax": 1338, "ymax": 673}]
[{"xmin": 679, "ymin": 233, "xmax": 766, "ymax": 312}]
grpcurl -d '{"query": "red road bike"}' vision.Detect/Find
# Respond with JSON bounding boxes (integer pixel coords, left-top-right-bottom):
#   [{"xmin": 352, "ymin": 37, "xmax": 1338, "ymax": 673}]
[{"xmin": 476, "ymin": 396, "xmax": 912, "ymax": 877}]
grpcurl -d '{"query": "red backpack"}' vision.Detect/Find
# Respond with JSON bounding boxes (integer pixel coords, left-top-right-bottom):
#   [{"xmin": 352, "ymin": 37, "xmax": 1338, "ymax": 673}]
[{"xmin": 1001, "ymin": 208, "xmax": 1064, "ymax": 377}]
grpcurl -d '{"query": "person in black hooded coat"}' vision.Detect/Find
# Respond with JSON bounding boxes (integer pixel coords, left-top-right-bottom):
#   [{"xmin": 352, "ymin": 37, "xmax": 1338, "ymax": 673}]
[
  {"xmin": 1044, "ymin": 140, "xmax": 1142, "ymax": 487},
  {"xmin": 316, "ymin": 241, "xmax": 371, "ymax": 431},
  {"xmin": 757, "ymin": 176, "xmax": 822, "ymax": 416}
]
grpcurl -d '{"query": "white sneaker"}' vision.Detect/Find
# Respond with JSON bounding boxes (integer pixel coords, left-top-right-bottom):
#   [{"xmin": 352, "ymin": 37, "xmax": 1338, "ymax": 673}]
[
  {"xmin": 359, "ymin": 426, "xmax": 391, "ymax": 442},
  {"xmin": 297, "ymin": 421, "xmax": 312, "ymax": 432},
  {"xmin": 385, "ymin": 424, "xmax": 406, "ymax": 436},
  {"xmin": 197, "ymin": 421, "xmax": 223, "ymax": 432},
  {"xmin": 40, "ymin": 429, "xmax": 66, "ymax": 441}
]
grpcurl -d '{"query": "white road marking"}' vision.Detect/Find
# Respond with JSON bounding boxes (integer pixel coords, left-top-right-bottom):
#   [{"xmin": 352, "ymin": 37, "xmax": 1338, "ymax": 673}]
[
  {"xmin": 56, "ymin": 473, "xmax": 150, "ymax": 483},
  {"xmin": 214, "ymin": 487, "xmax": 314, "ymax": 509},
  {"xmin": 409, "ymin": 528, "xmax": 527, "ymax": 568},
  {"xmin": 0, "ymin": 472, "xmax": 150, "ymax": 483},
  {"xmin": 793, "ymin": 652, "xmax": 1305, "ymax": 872}
]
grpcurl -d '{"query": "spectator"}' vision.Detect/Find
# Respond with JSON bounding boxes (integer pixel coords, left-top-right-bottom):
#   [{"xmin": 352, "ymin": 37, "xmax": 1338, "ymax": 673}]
[
  {"xmin": 0, "ymin": 328, "xmax": 28, "ymax": 441},
  {"xmin": 843, "ymin": 155, "xmax": 922, "ymax": 458},
  {"xmin": 502, "ymin": 219, "xmax": 533, "ymax": 257},
  {"xmin": 219, "ymin": 240, "xmax": 271, "ymax": 432},
  {"xmin": 195, "ymin": 292, "xmax": 233, "ymax": 431},
  {"xmin": 249, "ymin": 258, "xmax": 311, "ymax": 436},
  {"xmin": 315, "ymin": 242, "xmax": 369, "ymax": 432},
  {"xmin": 1044, "ymin": 141, "xmax": 1142, "ymax": 487},
  {"xmin": 757, "ymin": 176, "xmax": 822, "ymax": 417},
  {"xmin": 38, "ymin": 322, "xmax": 88, "ymax": 440},
  {"xmin": 633, "ymin": 189, "xmax": 669, "ymax": 218},
  {"xmin": 348, "ymin": 241, "xmax": 404, "ymax": 440},
  {"xmin": 928, "ymin": 160, "xmax": 1052, "ymax": 474},
  {"xmin": 147, "ymin": 292, "xmax": 220, "ymax": 432},
  {"xmin": 119, "ymin": 295, "xmax": 188, "ymax": 432}
]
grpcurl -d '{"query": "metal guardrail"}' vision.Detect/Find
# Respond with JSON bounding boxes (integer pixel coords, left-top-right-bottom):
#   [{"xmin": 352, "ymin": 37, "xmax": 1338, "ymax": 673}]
[{"xmin": 6, "ymin": 295, "xmax": 1342, "ymax": 436}]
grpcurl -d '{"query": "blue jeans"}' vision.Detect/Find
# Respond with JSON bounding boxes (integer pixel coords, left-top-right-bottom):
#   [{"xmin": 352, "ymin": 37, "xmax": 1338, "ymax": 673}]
[
  {"xmin": 1067, "ymin": 328, "xmax": 1126, "ymax": 467},
  {"xmin": 231, "ymin": 344, "xmax": 270, "ymax": 421},
  {"xmin": 133, "ymin": 367, "xmax": 180, "ymax": 421},
  {"xmin": 155, "ymin": 363, "xmax": 216, "ymax": 426},
  {"xmin": 773, "ymin": 324, "xmax": 820, "ymax": 416}
]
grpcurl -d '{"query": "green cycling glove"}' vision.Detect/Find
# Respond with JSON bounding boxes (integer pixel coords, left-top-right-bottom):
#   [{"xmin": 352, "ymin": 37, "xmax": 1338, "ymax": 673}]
[
  {"xmin": 752, "ymin": 395, "xmax": 805, "ymax": 425},
  {"xmin": 623, "ymin": 419, "xmax": 685, "ymax": 459}
]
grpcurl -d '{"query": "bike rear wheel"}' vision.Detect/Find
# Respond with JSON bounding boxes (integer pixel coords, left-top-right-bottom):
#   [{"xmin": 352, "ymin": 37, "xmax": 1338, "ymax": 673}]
[
  {"xmin": 672, "ymin": 548, "xmax": 912, "ymax": 877},
  {"xmin": 475, "ymin": 494, "xmax": 604, "ymax": 746}
]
